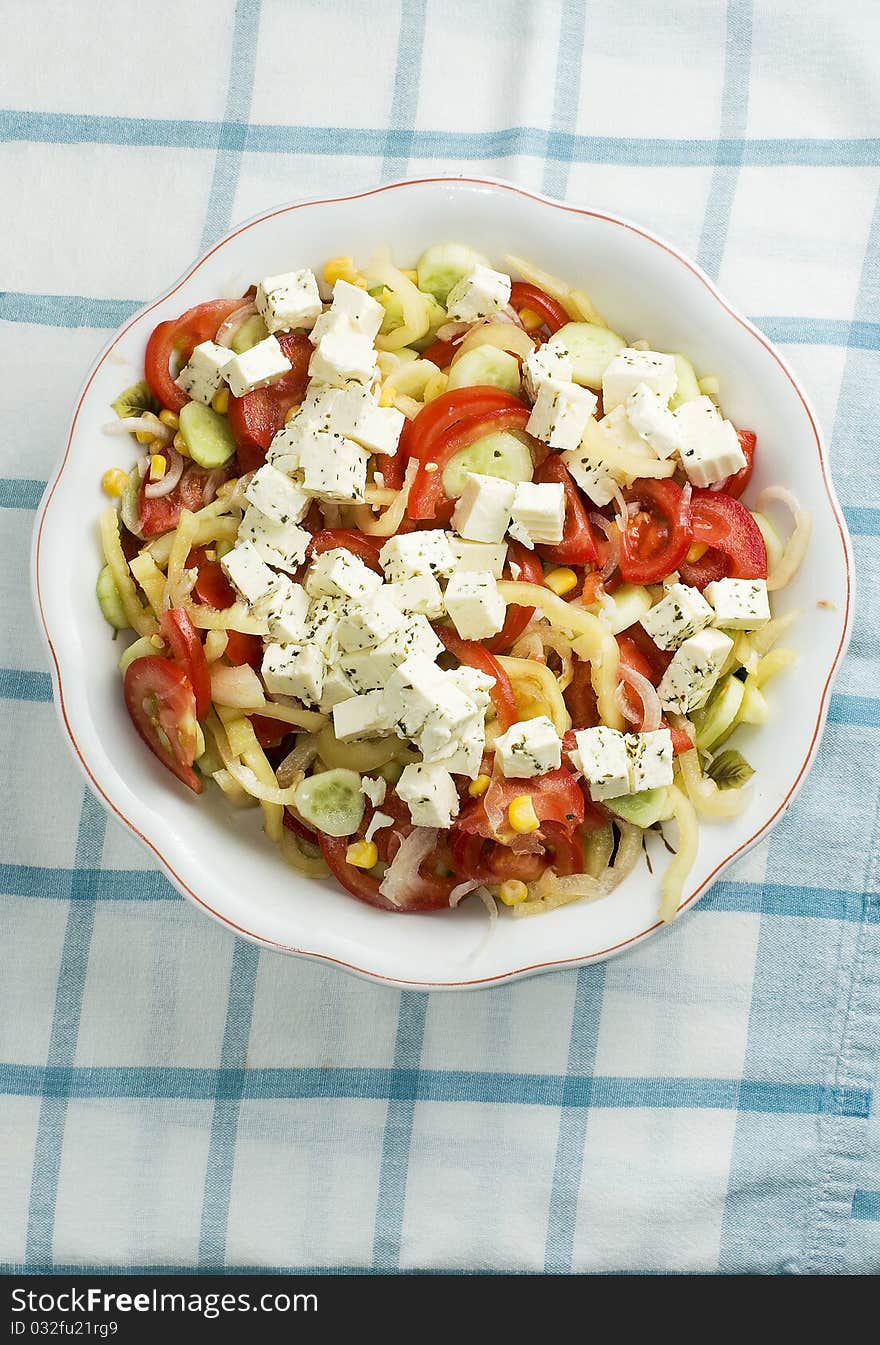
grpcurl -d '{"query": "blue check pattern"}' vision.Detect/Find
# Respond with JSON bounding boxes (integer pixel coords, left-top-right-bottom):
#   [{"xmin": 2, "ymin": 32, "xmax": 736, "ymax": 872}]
[{"xmin": 1, "ymin": 0, "xmax": 878, "ymax": 1275}]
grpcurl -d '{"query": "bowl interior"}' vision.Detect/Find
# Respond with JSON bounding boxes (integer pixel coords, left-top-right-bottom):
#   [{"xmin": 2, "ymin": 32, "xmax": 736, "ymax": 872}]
[{"xmin": 34, "ymin": 179, "xmax": 852, "ymax": 988}]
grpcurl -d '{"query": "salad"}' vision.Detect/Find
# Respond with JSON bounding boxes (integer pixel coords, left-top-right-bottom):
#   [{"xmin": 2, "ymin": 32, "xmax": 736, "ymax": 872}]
[{"xmin": 96, "ymin": 244, "xmax": 811, "ymax": 921}]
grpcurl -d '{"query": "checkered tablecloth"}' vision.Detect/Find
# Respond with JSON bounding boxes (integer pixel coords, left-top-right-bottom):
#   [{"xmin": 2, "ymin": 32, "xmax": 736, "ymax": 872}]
[{"xmin": 1, "ymin": 0, "xmax": 878, "ymax": 1275}]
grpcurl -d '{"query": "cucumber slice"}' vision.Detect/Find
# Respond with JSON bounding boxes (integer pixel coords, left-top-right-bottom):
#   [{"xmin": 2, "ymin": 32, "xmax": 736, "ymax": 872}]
[
  {"xmin": 548, "ymin": 321, "xmax": 625, "ymax": 390},
  {"xmin": 441, "ymin": 429, "xmax": 534, "ymax": 498},
  {"xmin": 605, "ymin": 787, "xmax": 670, "ymax": 828},
  {"xmin": 693, "ymin": 673, "xmax": 745, "ymax": 750},
  {"xmin": 179, "ymin": 401, "xmax": 236, "ymax": 469},
  {"xmin": 669, "ymin": 354, "xmax": 701, "ymax": 408},
  {"xmin": 118, "ymin": 635, "xmax": 155, "ymax": 676},
  {"xmin": 230, "ymin": 314, "xmax": 268, "ymax": 354},
  {"xmin": 599, "ymin": 583, "xmax": 653, "ymax": 635},
  {"xmin": 97, "ymin": 564, "xmax": 128, "ymax": 629},
  {"xmin": 739, "ymin": 679, "xmax": 768, "ymax": 726},
  {"xmin": 750, "ymin": 511, "xmax": 785, "ymax": 572},
  {"xmin": 446, "ymin": 345, "xmax": 521, "ymax": 395},
  {"xmin": 386, "ymin": 359, "xmax": 441, "ymax": 400},
  {"xmin": 416, "ymin": 242, "xmax": 490, "ymax": 304},
  {"xmin": 294, "ymin": 768, "xmax": 365, "ymax": 837}
]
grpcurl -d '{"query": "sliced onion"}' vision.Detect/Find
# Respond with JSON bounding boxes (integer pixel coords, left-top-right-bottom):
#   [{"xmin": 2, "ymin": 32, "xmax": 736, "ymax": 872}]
[
  {"xmin": 436, "ymin": 320, "xmax": 471, "ymax": 343},
  {"xmin": 144, "ymin": 446, "xmax": 184, "ymax": 498},
  {"xmin": 210, "ymin": 662, "xmax": 265, "ymax": 709},
  {"xmin": 483, "ymin": 774, "xmax": 506, "ymax": 838},
  {"xmin": 215, "ymin": 300, "xmax": 257, "ymax": 348},
  {"xmin": 378, "ymin": 827, "xmax": 440, "ymax": 907},
  {"xmin": 104, "ymin": 414, "xmax": 171, "ymax": 441},
  {"xmin": 454, "ymin": 319, "xmax": 535, "ymax": 363},
  {"xmin": 755, "ymin": 485, "xmax": 812, "ymax": 592},
  {"xmin": 590, "ymin": 513, "xmax": 620, "ymax": 582},
  {"xmin": 617, "ymin": 664, "xmax": 662, "ymax": 731},
  {"xmin": 352, "ymin": 457, "xmax": 418, "ymax": 537},
  {"xmin": 449, "ymin": 879, "xmax": 486, "ymax": 908},
  {"xmin": 136, "ymin": 456, "xmax": 149, "ymax": 479},
  {"xmin": 202, "ymin": 469, "xmax": 225, "ymax": 505}
]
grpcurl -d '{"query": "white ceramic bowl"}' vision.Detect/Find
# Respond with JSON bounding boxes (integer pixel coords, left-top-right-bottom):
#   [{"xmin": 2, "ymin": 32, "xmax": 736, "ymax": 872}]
[{"xmin": 32, "ymin": 176, "xmax": 853, "ymax": 989}]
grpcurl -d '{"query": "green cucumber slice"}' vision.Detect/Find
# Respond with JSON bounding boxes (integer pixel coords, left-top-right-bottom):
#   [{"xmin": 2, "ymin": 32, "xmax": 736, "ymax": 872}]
[
  {"xmin": 605, "ymin": 787, "xmax": 670, "ymax": 828},
  {"xmin": 446, "ymin": 345, "xmax": 521, "ymax": 395},
  {"xmin": 294, "ymin": 768, "xmax": 365, "ymax": 837},
  {"xmin": 669, "ymin": 354, "xmax": 701, "ymax": 408},
  {"xmin": 548, "ymin": 321, "xmax": 625, "ymax": 390},
  {"xmin": 230, "ymin": 314, "xmax": 268, "ymax": 354},
  {"xmin": 693, "ymin": 673, "xmax": 745, "ymax": 750},
  {"xmin": 441, "ymin": 429, "xmax": 534, "ymax": 498},
  {"xmin": 416, "ymin": 242, "xmax": 490, "ymax": 304},
  {"xmin": 118, "ymin": 636, "xmax": 155, "ymax": 676},
  {"xmin": 97, "ymin": 564, "xmax": 127, "ymax": 629},
  {"xmin": 178, "ymin": 401, "xmax": 236, "ymax": 469}
]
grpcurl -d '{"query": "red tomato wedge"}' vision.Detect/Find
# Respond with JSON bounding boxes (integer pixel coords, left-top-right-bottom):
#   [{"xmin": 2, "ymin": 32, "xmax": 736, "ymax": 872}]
[
  {"xmin": 434, "ymin": 625, "xmax": 518, "ymax": 729},
  {"xmin": 252, "ymin": 715, "xmax": 294, "ymax": 749},
  {"xmin": 563, "ymin": 658, "xmax": 599, "ymax": 730},
  {"xmin": 420, "ymin": 336, "xmax": 460, "ymax": 369},
  {"xmin": 123, "ymin": 656, "xmax": 201, "ymax": 794},
  {"xmin": 138, "ymin": 467, "xmax": 222, "ymax": 539},
  {"xmin": 455, "ymin": 768, "xmax": 585, "ymax": 843},
  {"xmin": 144, "ymin": 300, "xmax": 243, "ymax": 413},
  {"xmin": 307, "ymin": 529, "xmax": 384, "ymax": 571},
  {"xmin": 224, "ymin": 631, "xmax": 263, "ymax": 670},
  {"xmin": 533, "ymin": 455, "xmax": 599, "ymax": 566},
  {"xmin": 618, "ymin": 478, "xmax": 694, "ymax": 584},
  {"xmin": 317, "ymin": 832, "xmax": 456, "ymax": 912},
  {"xmin": 679, "ymin": 490, "xmax": 768, "ymax": 590},
  {"xmin": 508, "ymin": 281, "xmax": 571, "ymax": 333},
  {"xmin": 189, "ymin": 548, "xmax": 236, "ymax": 609},
  {"xmin": 227, "ymin": 332, "xmax": 312, "ymax": 472},
  {"xmin": 487, "ymin": 541, "xmax": 544, "ymax": 653},
  {"xmin": 450, "ymin": 822, "xmax": 583, "ymax": 883},
  {"xmin": 160, "ymin": 609, "xmax": 211, "ymax": 720}
]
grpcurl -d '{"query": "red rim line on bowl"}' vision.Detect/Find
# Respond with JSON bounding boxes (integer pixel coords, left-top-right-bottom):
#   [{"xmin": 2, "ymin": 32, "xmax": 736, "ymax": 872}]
[{"xmin": 33, "ymin": 175, "xmax": 855, "ymax": 989}]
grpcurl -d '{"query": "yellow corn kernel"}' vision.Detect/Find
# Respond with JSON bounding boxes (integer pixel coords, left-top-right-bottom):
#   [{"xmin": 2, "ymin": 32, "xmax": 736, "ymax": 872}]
[
  {"xmin": 423, "ymin": 370, "xmax": 449, "ymax": 402},
  {"xmin": 101, "ymin": 467, "xmax": 129, "ymax": 498},
  {"xmin": 149, "ymin": 454, "xmax": 167, "ymax": 482},
  {"xmin": 150, "ymin": 633, "xmax": 165, "ymax": 650},
  {"xmin": 508, "ymin": 795, "xmax": 540, "ymax": 834},
  {"xmin": 498, "ymin": 879, "xmax": 529, "ymax": 907},
  {"xmin": 211, "ymin": 387, "xmax": 230, "ymax": 415},
  {"xmin": 468, "ymin": 774, "xmax": 491, "ymax": 798},
  {"xmin": 401, "ymin": 269, "xmax": 419, "ymax": 284},
  {"xmin": 378, "ymin": 382, "xmax": 397, "ymax": 407},
  {"xmin": 544, "ymin": 567, "xmax": 578, "ymax": 597},
  {"xmin": 283, "ymin": 402, "xmax": 302, "ymax": 425},
  {"xmin": 686, "ymin": 542, "xmax": 708, "ymax": 563},
  {"xmin": 519, "ymin": 306, "xmax": 544, "ymax": 332},
  {"xmin": 158, "ymin": 409, "xmax": 180, "ymax": 430},
  {"xmin": 324, "ymin": 256, "xmax": 366, "ymax": 289},
  {"xmin": 173, "ymin": 431, "xmax": 189, "ymax": 457},
  {"xmin": 135, "ymin": 429, "xmax": 156, "ymax": 445},
  {"xmin": 346, "ymin": 840, "xmax": 378, "ymax": 869}
]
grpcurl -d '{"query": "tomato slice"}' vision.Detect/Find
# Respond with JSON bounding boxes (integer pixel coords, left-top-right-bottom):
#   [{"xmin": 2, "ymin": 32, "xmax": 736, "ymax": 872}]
[
  {"xmin": 138, "ymin": 467, "xmax": 223, "ymax": 539},
  {"xmin": 123, "ymin": 656, "xmax": 201, "ymax": 793},
  {"xmin": 486, "ymin": 541, "xmax": 544, "ymax": 653},
  {"xmin": 618, "ymin": 478, "xmax": 693, "ymax": 584},
  {"xmin": 533, "ymin": 455, "xmax": 598, "ymax": 566},
  {"xmin": 434, "ymin": 625, "xmax": 518, "ymax": 729},
  {"xmin": 226, "ymin": 332, "xmax": 312, "ymax": 471},
  {"xmin": 144, "ymin": 299, "xmax": 243, "ymax": 413},
  {"xmin": 420, "ymin": 336, "xmax": 460, "ymax": 369},
  {"xmin": 318, "ymin": 832, "xmax": 456, "ymax": 912},
  {"xmin": 456, "ymin": 768, "xmax": 585, "ymax": 843},
  {"xmin": 252, "ymin": 715, "xmax": 294, "ymax": 749},
  {"xmin": 407, "ymin": 404, "xmax": 532, "ymax": 519},
  {"xmin": 679, "ymin": 489, "xmax": 768, "ymax": 590},
  {"xmin": 450, "ymin": 821, "xmax": 583, "ymax": 883},
  {"xmin": 224, "ymin": 631, "xmax": 263, "ymax": 670},
  {"xmin": 563, "ymin": 658, "xmax": 599, "ymax": 730},
  {"xmin": 508, "ymin": 281, "xmax": 571, "ymax": 333},
  {"xmin": 717, "ymin": 430, "xmax": 756, "ymax": 500},
  {"xmin": 189, "ymin": 548, "xmax": 236, "ymax": 609},
  {"xmin": 160, "ymin": 608, "xmax": 211, "ymax": 720},
  {"xmin": 307, "ymin": 528, "xmax": 384, "ymax": 571}
]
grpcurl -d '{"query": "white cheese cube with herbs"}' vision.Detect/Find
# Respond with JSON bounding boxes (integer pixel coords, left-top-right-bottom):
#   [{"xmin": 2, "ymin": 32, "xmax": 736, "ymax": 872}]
[
  {"xmin": 509, "ymin": 481, "xmax": 565, "ymax": 546},
  {"xmin": 335, "ymin": 593, "xmax": 405, "ymax": 652},
  {"xmin": 244, "ymin": 464, "xmax": 310, "ymax": 526},
  {"xmin": 445, "ymin": 264, "xmax": 512, "ymax": 323},
  {"xmin": 305, "ymin": 548, "xmax": 382, "ymax": 601},
  {"xmin": 174, "ymin": 340, "xmax": 234, "ymax": 405},
  {"xmin": 265, "ymin": 420, "xmax": 304, "ymax": 466},
  {"xmin": 318, "ymin": 665, "xmax": 357, "ymax": 713},
  {"xmin": 417, "ymin": 685, "xmax": 482, "ymax": 761},
  {"xmin": 305, "ymin": 595, "xmax": 351, "ymax": 658},
  {"xmin": 625, "ymin": 729, "xmax": 674, "ymax": 793},
  {"xmin": 376, "ymin": 613, "xmax": 444, "ymax": 666},
  {"xmin": 522, "ymin": 343, "xmax": 572, "ymax": 401},
  {"xmin": 384, "ymin": 657, "xmax": 447, "ymax": 737},
  {"xmin": 379, "ymin": 530, "xmax": 457, "ymax": 583},
  {"xmin": 602, "ymin": 348, "xmax": 677, "ymax": 412},
  {"xmin": 261, "ymin": 643, "xmax": 324, "ymax": 704},
  {"xmin": 571, "ymin": 726, "xmax": 631, "ymax": 801},
  {"xmin": 297, "ymin": 428, "xmax": 370, "ymax": 502},
  {"xmin": 640, "ymin": 582, "xmax": 714, "ymax": 651},
  {"xmin": 346, "ymin": 401, "xmax": 405, "ymax": 456},
  {"xmin": 238, "ymin": 506, "xmax": 310, "ymax": 573},
  {"xmin": 444, "ymin": 571, "xmax": 506, "ymax": 641},
  {"xmin": 526, "ymin": 377, "xmax": 598, "ymax": 450},
  {"xmin": 224, "ymin": 335, "xmax": 292, "ymax": 398},
  {"xmin": 252, "ymin": 575, "xmax": 310, "ymax": 644},
  {"xmin": 450, "ymin": 473, "xmax": 515, "ymax": 543},
  {"xmin": 494, "ymin": 715, "xmax": 561, "ymax": 779},
  {"xmin": 308, "ymin": 327, "xmax": 378, "ymax": 387},
  {"xmin": 428, "ymin": 723, "xmax": 486, "ymax": 780},
  {"xmin": 332, "ymin": 690, "xmax": 394, "ymax": 741},
  {"xmin": 657, "ymin": 628, "xmax": 734, "ymax": 713},
  {"xmin": 704, "ymin": 578, "xmax": 771, "ymax": 630},
  {"xmin": 255, "ymin": 269, "xmax": 322, "ymax": 334},
  {"xmin": 446, "ymin": 665, "xmax": 495, "ymax": 709},
  {"xmin": 561, "ymin": 449, "xmax": 618, "ymax": 508},
  {"xmin": 326, "ymin": 279, "xmax": 384, "ymax": 341},
  {"xmin": 340, "ymin": 617, "xmax": 442, "ymax": 692},
  {"xmin": 625, "ymin": 383, "xmax": 682, "ymax": 460},
  {"xmin": 316, "ymin": 384, "xmax": 405, "ymax": 457},
  {"xmin": 220, "ymin": 541, "xmax": 280, "ymax": 605},
  {"xmin": 674, "ymin": 396, "xmax": 746, "ymax": 488},
  {"xmin": 396, "ymin": 763, "xmax": 460, "ymax": 829},
  {"xmin": 448, "ymin": 538, "xmax": 508, "ymax": 578},
  {"xmin": 383, "ymin": 574, "xmax": 445, "ymax": 619}
]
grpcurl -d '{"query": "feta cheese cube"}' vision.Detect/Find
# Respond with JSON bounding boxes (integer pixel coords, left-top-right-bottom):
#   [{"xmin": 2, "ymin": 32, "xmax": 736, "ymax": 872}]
[
  {"xmin": 346, "ymin": 401, "xmax": 405, "ymax": 456},
  {"xmin": 252, "ymin": 575, "xmax": 310, "ymax": 643},
  {"xmin": 639, "ymin": 582, "xmax": 714, "ymax": 651},
  {"xmin": 220, "ymin": 541, "xmax": 280, "ymax": 605},
  {"xmin": 305, "ymin": 595, "xmax": 351, "ymax": 658},
  {"xmin": 448, "ymin": 539, "xmax": 508, "ymax": 578},
  {"xmin": 522, "ymin": 343, "xmax": 572, "ymax": 401},
  {"xmin": 673, "ymin": 396, "xmax": 747, "ymax": 488},
  {"xmin": 339, "ymin": 648, "xmax": 402, "ymax": 693},
  {"xmin": 602, "ymin": 348, "xmax": 677, "ymax": 412},
  {"xmin": 361, "ymin": 775, "xmax": 387, "ymax": 807},
  {"xmin": 379, "ymin": 530, "xmax": 456, "ymax": 582},
  {"xmin": 174, "ymin": 340, "xmax": 234, "ymax": 405},
  {"xmin": 657, "ymin": 628, "xmax": 734, "ymax": 713},
  {"xmin": 445, "ymin": 264, "xmax": 512, "ymax": 323},
  {"xmin": 244, "ymin": 463, "xmax": 310, "ymax": 526},
  {"xmin": 318, "ymin": 279, "xmax": 384, "ymax": 342},
  {"xmin": 625, "ymin": 383, "xmax": 682, "ymax": 460},
  {"xmin": 332, "ymin": 691, "xmax": 393, "ymax": 741},
  {"xmin": 297, "ymin": 428, "xmax": 370, "ymax": 502},
  {"xmin": 427, "ymin": 723, "xmax": 486, "ymax": 780},
  {"xmin": 224, "ymin": 335, "xmax": 292, "ymax": 398},
  {"xmin": 238, "ymin": 506, "xmax": 310, "ymax": 574},
  {"xmin": 625, "ymin": 729, "xmax": 674, "ymax": 792},
  {"xmin": 571, "ymin": 726, "xmax": 630, "ymax": 801},
  {"xmin": 305, "ymin": 548, "xmax": 382, "ymax": 601},
  {"xmin": 561, "ymin": 448, "xmax": 618, "ymax": 508},
  {"xmin": 417, "ymin": 685, "xmax": 484, "ymax": 761},
  {"xmin": 509, "ymin": 481, "xmax": 565, "ymax": 546},
  {"xmin": 562, "ymin": 408, "xmax": 651, "ymax": 506},
  {"xmin": 450, "ymin": 473, "xmax": 515, "ymax": 543},
  {"xmin": 526, "ymin": 377, "xmax": 598, "ymax": 450},
  {"xmin": 444, "ymin": 571, "xmax": 506, "ymax": 641},
  {"xmin": 493, "ymin": 715, "xmax": 562, "ymax": 779},
  {"xmin": 383, "ymin": 574, "xmax": 445, "ymax": 618},
  {"xmin": 308, "ymin": 327, "xmax": 378, "ymax": 387},
  {"xmin": 396, "ymin": 762, "xmax": 460, "ymax": 829},
  {"xmin": 340, "ymin": 617, "xmax": 442, "ymax": 693},
  {"xmin": 318, "ymin": 665, "xmax": 357, "ymax": 712},
  {"xmin": 446, "ymin": 665, "xmax": 495, "ymax": 709},
  {"xmin": 704, "ymin": 578, "xmax": 771, "ymax": 630},
  {"xmin": 375, "ymin": 613, "xmax": 444, "ymax": 665},
  {"xmin": 384, "ymin": 657, "xmax": 446, "ymax": 736},
  {"xmin": 335, "ymin": 593, "xmax": 405, "ymax": 652},
  {"xmin": 265, "ymin": 420, "xmax": 304, "ymax": 466},
  {"xmin": 255, "ymin": 269, "xmax": 322, "ymax": 333},
  {"xmin": 261, "ymin": 643, "xmax": 324, "ymax": 704}
]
